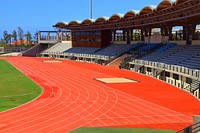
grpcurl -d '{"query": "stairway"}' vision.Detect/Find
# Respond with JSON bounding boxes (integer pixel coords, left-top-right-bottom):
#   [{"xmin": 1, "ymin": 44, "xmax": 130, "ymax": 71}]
[
  {"xmin": 23, "ymin": 44, "xmax": 49, "ymax": 57},
  {"xmin": 107, "ymin": 54, "xmax": 130, "ymax": 66}
]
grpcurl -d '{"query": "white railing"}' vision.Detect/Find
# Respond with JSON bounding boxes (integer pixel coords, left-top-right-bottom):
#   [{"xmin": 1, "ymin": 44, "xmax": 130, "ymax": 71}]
[
  {"xmin": 41, "ymin": 51, "xmax": 115, "ymax": 61},
  {"xmin": 131, "ymin": 59, "xmax": 200, "ymax": 79}
]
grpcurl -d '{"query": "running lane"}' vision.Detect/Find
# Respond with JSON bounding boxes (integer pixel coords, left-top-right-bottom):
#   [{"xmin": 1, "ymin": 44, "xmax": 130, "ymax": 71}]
[{"xmin": 0, "ymin": 57, "xmax": 199, "ymax": 133}]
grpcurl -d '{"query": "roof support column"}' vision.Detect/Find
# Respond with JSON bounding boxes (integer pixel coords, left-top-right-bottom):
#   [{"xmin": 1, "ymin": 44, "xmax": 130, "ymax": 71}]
[
  {"xmin": 47, "ymin": 32, "xmax": 50, "ymax": 41},
  {"xmin": 111, "ymin": 30, "xmax": 116, "ymax": 42},
  {"xmin": 56, "ymin": 32, "xmax": 60, "ymax": 42},
  {"xmin": 162, "ymin": 26, "xmax": 170, "ymax": 44},
  {"xmin": 141, "ymin": 29, "xmax": 144, "ymax": 42},
  {"xmin": 123, "ymin": 30, "xmax": 126, "ymax": 41},
  {"xmin": 126, "ymin": 29, "xmax": 131, "ymax": 44},
  {"xmin": 38, "ymin": 32, "xmax": 41, "ymax": 43},
  {"xmin": 113, "ymin": 30, "xmax": 116, "ymax": 41},
  {"xmin": 175, "ymin": 31, "xmax": 178, "ymax": 41},
  {"xmin": 69, "ymin": 32, "xmax": 72, "ymax": 41},
  {"xmin": 186, "ymin": 24, "xmax": 194, "ymax": 45},
  {"xmin": 130, "ymin": 30, "xmax": 133, "ymax": 42},
  {"xmin": 149, "ymin": 28, "xmax": 152, "ymax": 38},
  {"xmin": 168, "ymin": 26, "xmax": 173, "ymax": 41},
  {"xmin": 163, "ymin": 26, "xmax": 169, "ymax": 36},
  {"xmin": 183, "ymin": 25, "xmax": 186, "ymax": 40},
  {"xmin": 161, "ymin": 26, "xmax": 164, "ymax": 36},
  {"xmin": 144, "ymin": 27, "xmax": 151, "ymax": 44},
  {"xmin": 192, "ymin": 24, "xmax": 197, "ymax": 40}
]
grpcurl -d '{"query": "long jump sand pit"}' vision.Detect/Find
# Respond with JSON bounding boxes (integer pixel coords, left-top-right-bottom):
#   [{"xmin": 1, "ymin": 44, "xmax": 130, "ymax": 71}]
[
  {"xmin": 43, "ymin": 60, "xmax": 62, "ymax": 63},
  {"xmin": 95, "ymin": 77, "xmax": 138, "ymax": 83}
]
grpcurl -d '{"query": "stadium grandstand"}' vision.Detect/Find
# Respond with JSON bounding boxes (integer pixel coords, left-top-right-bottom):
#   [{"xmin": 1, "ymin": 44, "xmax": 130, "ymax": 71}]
[
  {"xmin": 23, "ymin": 0, "xmax": 200, "ymax": 98},
  {"xmin": 20, "ymin": 0, "xmax": 200, "ymax": 132}
]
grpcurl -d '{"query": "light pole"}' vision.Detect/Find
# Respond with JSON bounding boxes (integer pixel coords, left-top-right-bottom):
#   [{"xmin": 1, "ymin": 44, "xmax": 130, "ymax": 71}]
[{"xmin": 90, "ymin": 0, "xmax": 92, "ymax": 19}]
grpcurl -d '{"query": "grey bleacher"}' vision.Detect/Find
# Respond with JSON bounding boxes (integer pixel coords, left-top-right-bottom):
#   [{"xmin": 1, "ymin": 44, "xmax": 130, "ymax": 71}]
[
  {"xmin": 42, "ymin": 43, "xmax": 133, "ymax": 62},
  {"xmin": 94, "ymin": 44, "xmax": 130, "ymax": 56},
  {"xmin": 43, "ymin": 42, "xmax": 71, "ymax": 53},
  {"xmin": 63, "ymin": 44, "xmax": 131, "ymax": 60},
  {"xmin": 64, "ymin": 47, "xmax": 99, "ymax": 54},
  {"xmin": 140, "ymin": 45, "xmax": 200, "ymax": 69}
]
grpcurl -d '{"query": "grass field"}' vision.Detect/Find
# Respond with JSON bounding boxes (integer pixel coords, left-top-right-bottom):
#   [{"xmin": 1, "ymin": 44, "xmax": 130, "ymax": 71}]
[
  {"xmin": 0, "ymin": 60, "xmax": 42, "ymax": 112},
  {"xmin": 69, "ymin": 128, "xmax": 176, "ymax": 133}
]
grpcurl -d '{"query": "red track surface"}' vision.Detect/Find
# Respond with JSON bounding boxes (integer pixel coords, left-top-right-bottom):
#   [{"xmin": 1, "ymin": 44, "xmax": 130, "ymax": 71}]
[{"xmin": 0, "ymin": 57, "xmax": 200, "ymax": 133}]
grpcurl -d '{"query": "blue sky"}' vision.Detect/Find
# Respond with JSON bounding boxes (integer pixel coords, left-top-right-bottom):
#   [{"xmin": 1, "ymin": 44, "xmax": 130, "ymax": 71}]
[{"xmin": 0, "ymin": 0, "xmax": 162, "ymax": 38}]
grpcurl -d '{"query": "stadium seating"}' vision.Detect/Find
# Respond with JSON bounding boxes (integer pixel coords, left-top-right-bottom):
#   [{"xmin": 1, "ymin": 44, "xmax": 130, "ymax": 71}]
[
  {"xmin": 128, "ymin": 43, "xmax": 143, "ymax": 51},
  {"xmin": 64, "ymin": 47, "xmax": 100, "ymax": 54},
  {"xmin": 155, "ymin": 43, "xmax": 176, "ymax": 52},
  {"xmin": 140, "ymin": 45, "xmax": 200, "ymax": 69},
  {"xmin": 139, "ymin": 43, "xmax": 160, "ymax": 52},
  {"xmin": 43, "ymin": 42, "xmax": 71, "ymax": 53},
  {"xmin": 23, "ymin": 44, "xmax": 49, "ymax": 57},
  {"xmin": 62, "ymin": 44, "xmax": 131, "ymax": 61},
  {"xmin": 94, "ymin": 44, "xmax": 130, "ymax": 56}
]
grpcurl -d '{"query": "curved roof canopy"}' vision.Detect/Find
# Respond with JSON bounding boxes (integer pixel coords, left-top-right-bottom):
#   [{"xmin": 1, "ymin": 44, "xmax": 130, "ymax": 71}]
[
  {"xmin": 139, "ymin": 5, "xmax": 157, "ymax": 15},
  {"xmin": 54, "ymin": 22, "xmax": 68, "ymax": 28},
  {"xmin": 109, "ymin": 14, "xmax": 124, "ymax": 21},
  {"xmin": 68, "ymin": 20, "xmax": 82, "ymax": 26},
  {"xmin": 95, "ymin": 17, "xmax": 109, "ymax": 23},
  {"xmin": 55, "ymin": 0, "xmax": 190, "ymax": 28},
  {"xmin": 82, "ymin": 19, "xmax": 95, "ymax": 25},
  {"xmin": 156, "ymin": 0, "xmax": 172, "ymax": 11},
  {"xmin": 124, "ymin": 10, "xmax": 139, "ymax": 18}
]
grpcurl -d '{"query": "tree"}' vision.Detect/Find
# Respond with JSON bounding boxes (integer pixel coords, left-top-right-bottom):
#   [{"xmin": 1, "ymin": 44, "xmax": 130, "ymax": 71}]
[
  {"xmin": 12, "ymin": 30, "xmax": 17, "ymax": 42},
  {"xmin": 17, "ymin": 27, "xmax": 24, "ymax": 45},
  {"xmin": 7, "ymin": 34, "xmax": 12, "ymax": 45},
  {"xmin": 33, "ymin": 30, "xmax": 38, "ymax": 44},
  {"xmin": 25, "ymin": 31, "xmax": 32, "ymax": 44},
  {"xmin": 0, "ymin": 38, "xmax": 6, "ymax": 47},
  {"xmin": 3, "ymin": 30, "xmax": 9, "ymax": 44}
]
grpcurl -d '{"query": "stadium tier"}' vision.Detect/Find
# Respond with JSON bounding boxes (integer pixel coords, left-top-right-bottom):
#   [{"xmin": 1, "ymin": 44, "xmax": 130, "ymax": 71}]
[
  {"xmin": 43, "ymin": 42, "xmax": 71, "ymax": 53},
  {"xmin": 93, "ymin": 44, "xmax": 130, "ymax": 56},
  {"xmin": 64, "ymin": 47, "xmax": 99, "ymax": 54},
  {"xmin": 41, "ymin": 43, "xmax": 133, "ymax": 64},
  {"xmin": 139, "ymin": 43, "xmax": 160, "ymax": 52},
  {"xmin": 140, "ymin": 45, "xmax": 200, "ymax": 69}
]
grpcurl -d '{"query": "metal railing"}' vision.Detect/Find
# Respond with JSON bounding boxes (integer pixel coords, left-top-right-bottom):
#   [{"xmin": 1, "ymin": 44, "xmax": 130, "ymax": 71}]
[
  {"xmin": 131, "ymin": 59, "xmax": 200, "ymax": 79},
  {"xmin": 177, "ymin": 122, "xmax": 200, "ymax": 133}
]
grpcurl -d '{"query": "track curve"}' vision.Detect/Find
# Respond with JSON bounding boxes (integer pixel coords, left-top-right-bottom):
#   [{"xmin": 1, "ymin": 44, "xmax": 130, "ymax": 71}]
[{"xmin": 0, "ymin": 57, "xmax": 199, "ymax": 132}]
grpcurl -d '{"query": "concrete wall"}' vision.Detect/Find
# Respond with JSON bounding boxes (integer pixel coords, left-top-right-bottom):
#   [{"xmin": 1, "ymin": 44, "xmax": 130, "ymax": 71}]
[
  {"xmin": 0, "ymin": 47, "xmax": 4, "ymax": 53},
  {"xmin": 62, "ymin": 41, "xmax": 72, "ymax": 47},
  {"xmin": 192, "ymin": 40, "xmax": 200, "ymax": 45},
  {"xmin": 169, "ymin": 40, "xmax": 200, "ymax": 45},
  {"xmin": 169, "ymin": 41, "xmax": 186, "ymax": 45},
  {"xmin": 194, "ymin": 115, "xmax": 200, "ymax": 123},
  {"xmin": 113, "ymin": 41, "xmax": 127, "ymax": 44}
]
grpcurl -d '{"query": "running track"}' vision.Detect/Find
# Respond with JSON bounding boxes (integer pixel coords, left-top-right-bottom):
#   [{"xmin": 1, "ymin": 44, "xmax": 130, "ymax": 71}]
[{"xmin": 0, "ymin": 57, "xmax": 200, "ymax": 133}]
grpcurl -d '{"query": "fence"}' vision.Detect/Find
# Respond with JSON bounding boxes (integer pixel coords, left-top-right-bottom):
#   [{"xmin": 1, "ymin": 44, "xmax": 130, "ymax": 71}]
[
  {"xmin": 132, "ymin": 59, "xmax": 200, "ymax": 79},
  {"xmin": 177, "ymin": 122, "xmax": 200, "ymax": 133}
]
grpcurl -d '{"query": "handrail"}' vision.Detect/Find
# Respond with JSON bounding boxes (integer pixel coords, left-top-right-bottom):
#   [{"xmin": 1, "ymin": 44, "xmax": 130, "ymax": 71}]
[
  {"xmin": 131, "ymin": 59, "xmax": 200, "ymax": 79},
  {"xmin": 176, "ymin": 121, "xmax": 200, "ymax": 133}
]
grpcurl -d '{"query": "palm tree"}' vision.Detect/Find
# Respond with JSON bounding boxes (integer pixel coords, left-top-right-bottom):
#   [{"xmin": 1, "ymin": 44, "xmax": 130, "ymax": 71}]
[
  {"xmin": 12, "ymin": 30, "xmax": 17, "ymax": 44},
  {"xmin": 17, "ymin": 27, "xmax": 24, "ymax": 45},
  {"xmin": 7, "ymin": 34, "xmax": 12, "ymax": 45},
  {"xmin": 25, "ymin": 31, "xmax": 32, "ymax": 44},
  {"xmin": 3, "ymin": 30, "xmax": 9, "ymax": 44}
]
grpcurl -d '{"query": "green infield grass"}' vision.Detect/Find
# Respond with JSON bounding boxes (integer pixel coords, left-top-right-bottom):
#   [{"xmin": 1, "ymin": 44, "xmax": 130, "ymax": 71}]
[
  {"xmin": 69, "ymin": 128, "xmax": 176, "ymax": 133},
  {"xmin": 0, "ymin": 60, "xmax": 42, "ymax": 112}
]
